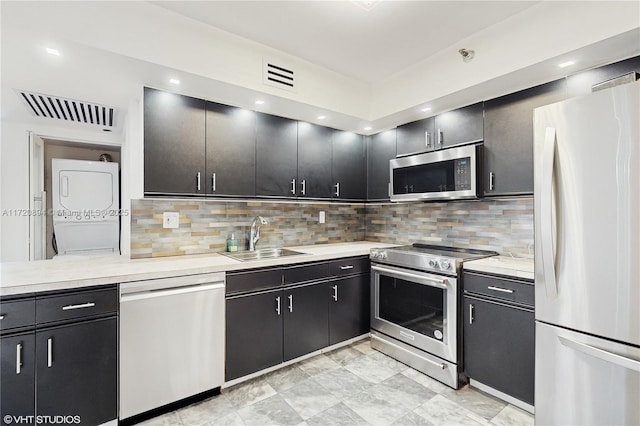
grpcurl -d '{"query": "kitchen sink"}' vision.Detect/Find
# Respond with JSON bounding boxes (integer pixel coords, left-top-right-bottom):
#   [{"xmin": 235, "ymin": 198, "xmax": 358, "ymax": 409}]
[{"xmin": 222, "ymin": 248, "xmax": 305, "ymax": 262}]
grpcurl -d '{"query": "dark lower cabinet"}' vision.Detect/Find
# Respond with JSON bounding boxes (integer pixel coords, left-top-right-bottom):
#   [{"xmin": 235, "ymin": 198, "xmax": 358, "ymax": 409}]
[
  {"xmin": 36, "ymin": 318, "xmax": 117, "ymax": 425},
  {"xmin": 463, "ymin": 273, "xmax": 535, "ymax": 406},
  {"xmin": 328, "ymin": 274, "xmax": 370, "ymax": 345},
  {"xmin": 225, "ymin": 288, "xmax": 283, "ymax": 381},
  {"xmin": 283, "ymin": 283, "xmax": 329, "ymax": 361},
  {"xmin": 1, "ymin": 333, "xmax": 35, "ymax": 425}
]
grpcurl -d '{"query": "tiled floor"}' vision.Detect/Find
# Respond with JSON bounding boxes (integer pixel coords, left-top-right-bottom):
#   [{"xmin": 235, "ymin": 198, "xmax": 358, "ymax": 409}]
[{"xmin": 140, "ymin": 339, "xmax": 534, "ymax": 426}]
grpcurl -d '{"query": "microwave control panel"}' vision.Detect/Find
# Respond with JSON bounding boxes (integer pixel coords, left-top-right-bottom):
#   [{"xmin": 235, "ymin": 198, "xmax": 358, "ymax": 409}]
[{"xmin": 454, "ymin": 158, "xmax": 472, "ymax": 190}]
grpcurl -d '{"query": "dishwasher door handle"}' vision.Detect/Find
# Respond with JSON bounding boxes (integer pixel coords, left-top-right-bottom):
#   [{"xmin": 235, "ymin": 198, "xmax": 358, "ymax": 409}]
[{"xmin": 121, "ymin": 282, "xmax": 224, "ymax": 302}]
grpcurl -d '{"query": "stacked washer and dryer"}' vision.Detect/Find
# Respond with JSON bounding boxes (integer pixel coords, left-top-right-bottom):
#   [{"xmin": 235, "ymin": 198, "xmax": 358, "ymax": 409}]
[{"xmin": 51, "ymin": 158, "xmax": 120, "ymax": 256}]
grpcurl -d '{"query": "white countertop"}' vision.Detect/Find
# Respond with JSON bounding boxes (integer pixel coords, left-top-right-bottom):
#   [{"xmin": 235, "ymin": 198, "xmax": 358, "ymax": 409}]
[
  {"xmin": 0, "ymin": 242, "xmax": 396, "ymax": 297},
  {"xmin": 463, "ymin": 256, "xmax": 534, "ymax": 281}
]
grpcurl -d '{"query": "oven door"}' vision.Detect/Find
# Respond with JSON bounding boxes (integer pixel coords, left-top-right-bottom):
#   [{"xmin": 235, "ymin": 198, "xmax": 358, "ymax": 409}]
[{"xmin": 371, "ymin": 263, "xmax": 458, "ymax": 363}]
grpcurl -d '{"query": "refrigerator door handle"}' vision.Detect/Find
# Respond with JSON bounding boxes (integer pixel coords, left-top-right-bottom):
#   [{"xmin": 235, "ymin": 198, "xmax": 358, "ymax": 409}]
[
  {"xmin": 541, "ymin": 127, "xmax": 558, "ymax": 298},
  {"xmin": 558, "ymin": 336, "xmax": 640, "ymax": 372}
]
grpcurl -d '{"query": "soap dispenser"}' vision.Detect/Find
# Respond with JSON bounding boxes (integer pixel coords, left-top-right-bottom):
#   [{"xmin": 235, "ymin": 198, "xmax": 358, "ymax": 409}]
[{"xmin": 226, "ymin": 233, "xmax": 238, "ymax": 252}]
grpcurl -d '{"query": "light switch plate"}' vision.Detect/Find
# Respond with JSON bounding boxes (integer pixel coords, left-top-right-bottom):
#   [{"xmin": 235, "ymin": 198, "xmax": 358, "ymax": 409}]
[
  {"xmin": 163, "ymin": 212, "xmax": 180, "ymax": 229},
  {"xmin": 319, "ymin": 211, "xmax": 326, "ymax": 224}
]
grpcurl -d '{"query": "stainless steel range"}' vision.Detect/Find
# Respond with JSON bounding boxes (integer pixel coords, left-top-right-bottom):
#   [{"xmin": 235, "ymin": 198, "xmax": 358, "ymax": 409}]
[{"xmin": 370, "ymin": 244, "xmax": 497, "ymax": 389}]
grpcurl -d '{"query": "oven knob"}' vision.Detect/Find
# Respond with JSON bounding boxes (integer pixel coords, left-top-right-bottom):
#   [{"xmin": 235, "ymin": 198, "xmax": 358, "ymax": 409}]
[
  {"xmin": 379, "ymin": 251, "xmax": 388, "ymax": 259},
  {"xmin": 428, "ymin": 259, "xmax": 438, "ymax": 268},
  {"xmin": 440, "ymin": 259, "xmax": 451, "ymax": 270},
  {"xmin": 371, "ymin": 250, "xmax": 379, "ymax": 258}
]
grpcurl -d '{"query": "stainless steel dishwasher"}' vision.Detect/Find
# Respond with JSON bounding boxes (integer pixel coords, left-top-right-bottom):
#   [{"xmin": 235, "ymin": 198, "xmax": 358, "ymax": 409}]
[{"xmin": 119, "ymin": 272, "xmax": 225, "ymax": 420}]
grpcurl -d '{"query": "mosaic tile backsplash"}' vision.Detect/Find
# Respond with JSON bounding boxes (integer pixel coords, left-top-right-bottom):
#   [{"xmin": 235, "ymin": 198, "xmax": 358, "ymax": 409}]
[{"xmin": 130, "ymin": 198, "xmax": 533, "ymax": 259}]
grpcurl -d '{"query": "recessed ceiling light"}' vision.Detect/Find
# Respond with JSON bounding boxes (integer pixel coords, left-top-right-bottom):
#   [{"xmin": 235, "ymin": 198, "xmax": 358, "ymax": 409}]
[
  {"xmin": 45, "ymin": 47, "xmax": 60, "ymax": 56},
  {"xmin": 318, "ymin": 115, "xmax": 326, "ymax": 120},
  {"xmin": 558, "ymin": 61, "xmax": 575, "ymax": 68},
  {"xmin": 421, "ymin": 107, "xmax": 432, "ymax": 112},
  {"xmin": 364, "ymin": 126, "xmax": 372, "ymax": 131},
  {"xmin": 255, "ymin": 100, "xmax": 265, "ymax": 105},
  {"xmin": 169, "ymin": 78, "xmax": 180, "ymax": 85}
]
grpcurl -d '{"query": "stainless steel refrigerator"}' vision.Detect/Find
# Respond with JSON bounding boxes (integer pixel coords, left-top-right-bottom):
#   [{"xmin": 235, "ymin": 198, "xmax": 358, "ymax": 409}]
[{"xmin": 534, "ymin": 80, "xmax": 640, "ymax": 425}]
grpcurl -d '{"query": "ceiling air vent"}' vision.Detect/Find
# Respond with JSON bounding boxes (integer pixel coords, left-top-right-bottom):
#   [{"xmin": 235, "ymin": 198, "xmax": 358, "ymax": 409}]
[
  {"xmin": 263, "ymin": 59, "xmax": 296, "ymax": 92},
  {"xmin": 16, "ymin": 90, "xmax": 117, "ymax": 130}
]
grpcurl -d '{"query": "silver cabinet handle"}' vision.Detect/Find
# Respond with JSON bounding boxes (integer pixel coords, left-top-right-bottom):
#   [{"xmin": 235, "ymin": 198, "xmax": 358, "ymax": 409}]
[
  {"xmin": 47, "ymin": 338, "xmax": 53, "ymax": 368},
  {"xmin": 0, "ymin": 315, "xmax": 4, "ymax": 320},
  {"xmin": 487, "ymin": 286, "xmax": 514, "ymax": 294},
  {"xmin": 340, "ymin": 265, "xmax": 354, "ymax": 270},
  {"xmin": 287, "ymin": 294, "xmax": 293, "ymax": 312},
  {"xmin": 16, "ymin": 343, "xmax": 22, "ymax": 374},
  {"xmin": 212, "ymin": 173, "xmax": 216, "ymax": 192},
  {"xmin": 334, "ymin": 182, "xmax": 340, "ymax": 197},
  {"xmin": 332, "ymin": 285, "xmax": 338, "ymax": 301},
  {"xmin": 62, "ymin": 302, "xmax": 95, "ymax": 311},
  {"xmin": 291, "ymin": 178, "xmax": 296, "ymax": 195},
  {"xmin": 558, "ymin": 336, "xmax": 640, "ymax": 372},
  {"xmin": 275, "ymin": 296, "xmax": 281, "ymax": 316},
  {"xmin": 469, "ymin": 303, "xmax": 474, "ymax": 324},
  {"xmin": 301, "ymin": 179, "xmax": 306, "ymax": 196},
  {"xmin": 196, "ymin": 172, "xmax": 201, "ymax": 191},
  {"xmin": 436, "ymin": 128, "xmax": 443, "ymax": 149},
  {"xmin": 489, "ymin": 172, "xmax": 495, "ymax": 191},
  {"xmin": 425, "ymin": 131, "xmax": 431, "ymax": 149}
]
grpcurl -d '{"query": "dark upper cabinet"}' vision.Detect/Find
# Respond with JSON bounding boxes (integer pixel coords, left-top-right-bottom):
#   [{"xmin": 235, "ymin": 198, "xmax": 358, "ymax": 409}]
[
  {"xmin": 566, "ymin": 55, "xmax": 640, "ymax": 98},
  {"xmin": 483, "ymin": 80, "xmax": 566, "ymax": 196},
  {"xmin": 255, "ymin": 113, "xmax": 299, "ymax": 197},
  {"xmin": 367, "ymin": 129, "xmax": 396, "ymax": 201},
  {"xmin": 396, "ymin": 117, "xmax": 436, "ymax": 156},
  {"xmin": 332, "ymin": 131, "xmax": 366, "ymax": 200},
  {"xmin": 225, "ymin": 288, "xmax": 283, "ymax": 381},
  {"xmin": 205, "ymin": 102, "xmax": 256, "ymax": 196},
  {"xmin": 144, "ymin": 87, "xmax": 206, "ymax": 195},
  {"xmin": 1, "ymin": 333, "xmax": 35, "ymax": 425},
  {"xmin": 283, "ymin": 282, "xmax": 329, "ymax": 361},
  {"xmin": 297, "ymin": 122, "xmax": 333, "ymax": 198},
  {"xmin": 435, "ymin": 102, "xmax": 484, "ymax": 149},
  {"xmin": 328, "ymin": 274, "xmax": 370, "ymax": 345},
  {"xmin": 36, "ymin": 318, "xmax": 118, "ymax": 425}
]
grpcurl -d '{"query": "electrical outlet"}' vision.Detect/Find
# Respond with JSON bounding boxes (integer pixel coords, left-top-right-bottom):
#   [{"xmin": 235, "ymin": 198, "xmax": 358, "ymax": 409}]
[
  {"xmin": 319, "ymin": 211, "xmax": 326, "ymax": 224},
  {"xmin": 163, "ymin": 212, "xmax": 180, "ymax": 229}
]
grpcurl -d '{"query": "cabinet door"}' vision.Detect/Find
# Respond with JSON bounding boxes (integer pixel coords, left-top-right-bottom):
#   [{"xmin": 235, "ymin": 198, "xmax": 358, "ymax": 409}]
[
  {"xmin": 144, "ymin": 87, "xmax": 206, "ymax": 195},
  {"xmin": 463, "ymin": 296, "xmax": 534, "ymax": 405},
  {"xmin": 332, "ymin": 131, "xmax": 366, "ymax": 200},
  {"xmin": 1, "ymin": 333, "xmax": 35, "ymax": 425},
  {"xmin": 329, "ymin": 274, "xmax": 370, "ymax": 345},
  {"xmin": 255, "ymin": 113, "xmax": 298, "ymax": 197},
  {"xmin": 36, "ymin": 317, "xmax": 117, "ymax": 425},
  {"xmin": 396, "ymin": 117, "xmax": 435, "ymax": 156},
  {"xmin": 566, "ymin": 55, "xmax": 640, "ymax": 98},
  {"xmin": 367, "ymin": 130, "xmax": 396, "ymax": 200},
  {"xmin": 206, "ymin": 102, "xmax": 256, "ymax": 196},
  {"xmin": 297, "ymin": 122, "xmax": 332, "ymax": 198},
  {"xmin": 283, "ymin": 283, "xmax": 329, "ymax": 361},
  {"xmin": 226, "ymin": 289, "xmax": 283, "ymax": 380},
  {"xmin": 435, "ymin": 102, "xmax": 483, "ymax": 149},
  {"xmin": 483, "ymin": 80, "xmax": 566, "ymax": 196}
]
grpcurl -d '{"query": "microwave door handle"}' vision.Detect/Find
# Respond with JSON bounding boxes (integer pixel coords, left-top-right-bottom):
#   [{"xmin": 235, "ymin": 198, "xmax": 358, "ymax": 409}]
[{"xmin": 540, "ymin": 127, "xmax": 558, "ymax": 298}]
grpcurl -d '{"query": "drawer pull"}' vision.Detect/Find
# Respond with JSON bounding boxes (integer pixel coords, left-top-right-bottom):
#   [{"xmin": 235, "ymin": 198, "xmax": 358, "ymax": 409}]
[
  {"xmin": 487, "ymin": 286, "xmax": 514, "ymax": 294},
  {"xmin": 339, "ymin": 265, "xmax": 354, "ymax": 270},
  {"xmin": 47, "ymin": 338, "xmax": 53, "ymax": 368},
  {"xmin": 62, "ymin": 302, "xmax": 96, "ymax": 311},
  {"xmin": 16, "ymin": 343, "xmax": 22, "ymax": 374}
]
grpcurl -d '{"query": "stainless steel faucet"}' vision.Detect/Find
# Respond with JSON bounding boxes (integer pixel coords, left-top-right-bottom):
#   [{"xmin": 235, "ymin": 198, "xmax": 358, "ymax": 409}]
[{"xmin": 249, "ymin": 216, "xmax": 269, "ymax": 251}]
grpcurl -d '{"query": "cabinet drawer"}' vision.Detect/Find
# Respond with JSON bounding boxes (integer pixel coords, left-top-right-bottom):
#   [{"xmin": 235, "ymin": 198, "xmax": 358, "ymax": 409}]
[
  {"xmin": 226, "ymin": 269, "xmax": 283, "ymax": 295},
  {"xmin": 284, "ymin": 263, "xmax": 329, "ymax": 285},
  {"xmin": 36, "ymin": 288, "xmax": 118, "ymax": 324},
  {"xmin": 328, "ymin": 257, "xmax": 369, "ymax": 276},
  {"xmin": 463, "ymin": 272, "xmax": 534, "ymax": 306},
  {"xmin": 0, "ymin": 299, "xmax": 35, "ymax": 331}
]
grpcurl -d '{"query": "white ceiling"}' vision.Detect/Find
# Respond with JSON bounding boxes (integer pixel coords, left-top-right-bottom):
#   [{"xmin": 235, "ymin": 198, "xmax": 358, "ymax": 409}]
[{"xmin": 152, "ymin": 1, "xmax": 539, "ymax": 83}]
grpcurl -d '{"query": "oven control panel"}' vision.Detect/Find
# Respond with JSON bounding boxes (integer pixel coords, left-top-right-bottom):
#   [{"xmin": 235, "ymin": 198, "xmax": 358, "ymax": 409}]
[{"xmin": 370, "ymin": 249, "xmax": 456, "ymax": 274}]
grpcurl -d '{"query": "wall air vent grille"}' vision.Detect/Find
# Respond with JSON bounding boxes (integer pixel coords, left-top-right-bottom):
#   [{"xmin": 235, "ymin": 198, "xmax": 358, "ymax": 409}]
[
  {"xmin": 16, "ymin": 90, "xmax": 117, "ymax": 129},
  {"xmin": 263, "ymin": 59, "xmax": 296, "ymax": 92}
]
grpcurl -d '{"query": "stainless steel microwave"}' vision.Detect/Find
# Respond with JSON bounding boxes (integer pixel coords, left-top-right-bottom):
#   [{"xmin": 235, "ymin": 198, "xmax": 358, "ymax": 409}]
[{"xmin": 389, "ymin": 143, "xmax": 483, "ymax": 202}]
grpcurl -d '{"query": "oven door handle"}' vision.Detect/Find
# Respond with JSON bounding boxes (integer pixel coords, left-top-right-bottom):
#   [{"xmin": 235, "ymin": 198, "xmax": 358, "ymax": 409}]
[{"xmin": 371, "ymin": 265, "xmax": 449, "ymax": 289}]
